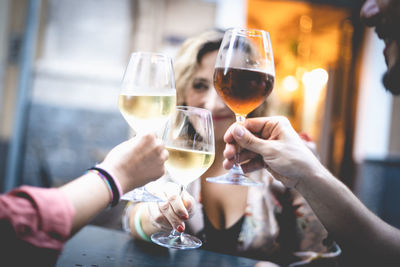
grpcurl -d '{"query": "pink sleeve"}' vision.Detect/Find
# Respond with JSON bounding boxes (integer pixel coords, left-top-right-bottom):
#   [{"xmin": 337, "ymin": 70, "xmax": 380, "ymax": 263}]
[{"xmin": 0, "ymin": 185, "xmax": 76, "ymax": 251}]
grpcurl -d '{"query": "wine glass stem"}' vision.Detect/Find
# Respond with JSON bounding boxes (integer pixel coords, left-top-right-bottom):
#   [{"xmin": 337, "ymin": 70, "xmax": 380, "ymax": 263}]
[
  {"xmin": 169, "ymin": 229, "xmax": 181, "ymax": 238},
  {"xmin": 234, "ymin": 115, "xmax": 246, "ymax": 168},
  {"xmin": 169, "ymin": 183, "xmax": 185, "ymax": 240},
  {"xmin": 179, "ymin": 184, "xmax": 185, "ymax": 195}
]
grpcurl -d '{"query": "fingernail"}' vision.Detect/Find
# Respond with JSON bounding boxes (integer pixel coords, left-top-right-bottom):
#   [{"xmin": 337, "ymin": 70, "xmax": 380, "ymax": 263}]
[
  {"xmin": 177, "ymin": 225, "xmax": 185, "ymax": 232},
  {"xmin": 234, "ymin": 126, "xmax": 244, "ymax": 138},
  {"xmin": 180, "ymin": 214, "xmax": 188, "ymax": 220}
]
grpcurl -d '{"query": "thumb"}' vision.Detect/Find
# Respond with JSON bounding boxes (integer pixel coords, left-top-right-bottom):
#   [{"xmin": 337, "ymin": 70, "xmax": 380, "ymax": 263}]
[{"xmin": 232, "ymin": 124, "xmax": 265, "ymax": 155}]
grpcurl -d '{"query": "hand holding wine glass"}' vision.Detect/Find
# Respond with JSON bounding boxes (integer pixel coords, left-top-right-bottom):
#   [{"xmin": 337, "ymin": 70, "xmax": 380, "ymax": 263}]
[
  {"xmin": 151, "ymin": 106, "xmax": 215, "ymax": 249},
  {"xmin": 119, "ymin": 52, "xmax": 176, "ymax": 202},
  {"xmin": 206, "ymin": 28, "xmax": 275, "ymax": 186}
]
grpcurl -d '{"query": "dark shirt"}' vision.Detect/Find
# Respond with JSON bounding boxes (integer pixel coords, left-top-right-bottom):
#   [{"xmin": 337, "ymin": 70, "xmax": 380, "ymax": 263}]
[{"xmin": 199, "ymin": 209, "xmax": 245, "ymax": 255}]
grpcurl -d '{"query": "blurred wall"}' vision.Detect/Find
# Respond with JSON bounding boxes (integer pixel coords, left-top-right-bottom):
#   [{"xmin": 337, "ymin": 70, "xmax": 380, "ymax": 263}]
[
  {"xmin": 21, "ymin": 0, "xmax": 133, "ymax": 187},
  {"xmin": 0, "ymin": 0, "xmax": 10, "ymax": 192},
  {"xmin": 354, "ymin": 28, "xmax": 393, "ymax": 161},
  {"xmin": 0, "ymin": 1, "xmax": 27, "ymax": 141},
  {"xmin": 215, "ymin": 0, "xmax": 246, "ymax": 29},
  {"xmin": 0, "ymin": 1, "xmax": 9, "ymax": 118},
  {"xmin": 0, "ymin": 0, "xmax": 28, "ymax": 192}
]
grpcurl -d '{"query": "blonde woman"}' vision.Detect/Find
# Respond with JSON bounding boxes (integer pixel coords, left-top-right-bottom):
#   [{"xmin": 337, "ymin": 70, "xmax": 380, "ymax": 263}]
[{"xmin": 124, "ymin": 30, "xmax": 339, "ymax": 266}]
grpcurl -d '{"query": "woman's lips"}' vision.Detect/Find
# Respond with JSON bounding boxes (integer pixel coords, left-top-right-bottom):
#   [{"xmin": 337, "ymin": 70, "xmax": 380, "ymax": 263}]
[
  {"xmin": 383, "ymin": 39, "xmax": 396, "ymax": 67},
  {"xmin": 212, "ymin": 114, "xmax": 232, "ymax": 121}
]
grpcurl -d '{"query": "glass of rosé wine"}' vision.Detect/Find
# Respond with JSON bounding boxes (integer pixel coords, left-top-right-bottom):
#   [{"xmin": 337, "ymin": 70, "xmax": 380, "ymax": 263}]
[{"xmin": 206, "ymin": 28, "xmax": 275, "ymax": 186}]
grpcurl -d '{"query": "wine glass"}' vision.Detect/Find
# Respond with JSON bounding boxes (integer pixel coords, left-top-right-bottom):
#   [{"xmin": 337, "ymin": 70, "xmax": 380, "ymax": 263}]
[
  {"xmin": 206, "ymin": 28, "xmax": 275, "ymax": 186},
  {"xmin": 119, "ymin": 52, "xmax": 176, "ymax": 202},
  {"xmin": 151, "ymin": 106, "xmax": 215, "ymax": 249}
]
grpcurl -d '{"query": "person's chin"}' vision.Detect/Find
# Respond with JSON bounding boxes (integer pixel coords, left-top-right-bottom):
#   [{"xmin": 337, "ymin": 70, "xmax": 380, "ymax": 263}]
[
  {"xmin": 214, "ymin": 122, "xmax": 233, "ymax": 142},
  {"xmin": 383, "ymin": 61, "xmax": 400, "ymax": 95}
]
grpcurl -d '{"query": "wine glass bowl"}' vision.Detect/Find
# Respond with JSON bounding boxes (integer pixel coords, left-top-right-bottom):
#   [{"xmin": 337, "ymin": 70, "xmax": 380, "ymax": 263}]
[
  {"xmin": 118, "ymin": 52, "xmax": 176, "ymax": 202},
  {"xmin": 213, "ymin": 67, "xmax": 274, "ymax": 118},
  {"xmin": 119, "ymin": 52, "xmax": 176, "ymax": 136},
  {"xmin": 151, "ymin": 106, "xmax": 215, "ymax": 249},
  {"xmin": 206, "ymin": 28, "xmax": 275, "ymax": 186}
]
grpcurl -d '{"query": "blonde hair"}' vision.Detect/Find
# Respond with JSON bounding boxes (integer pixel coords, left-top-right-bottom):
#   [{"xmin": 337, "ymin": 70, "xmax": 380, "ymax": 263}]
[{"xmin": 174, "ymin": 29, "xmax": 269, "ymax": 117}]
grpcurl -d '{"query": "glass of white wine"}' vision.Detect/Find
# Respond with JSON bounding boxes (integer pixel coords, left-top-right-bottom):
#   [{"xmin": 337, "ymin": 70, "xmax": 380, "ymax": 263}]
[
  {"xmin": 119, "ymin": 52, "xmax": 176, "ymax": 202},
  {"xmin": 151, "ymin": 106, "xmax": 215, "ymax": 249}
]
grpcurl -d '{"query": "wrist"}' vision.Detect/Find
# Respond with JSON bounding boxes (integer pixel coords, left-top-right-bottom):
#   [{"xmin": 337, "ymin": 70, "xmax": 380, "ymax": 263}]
[
  {"xmin": 295, "ymin": 162, "xmax": 332, "ymax": 194},
  {"xmin": 133, "ymin": 204, "xmax": 151, "ymax": 242},
  {"xmin": 122, "ymin": 202, "xmax": 135, "ymax": 233},
  {"xmin": 88, "ymin": 166, "xmax": 123, "ymax": 207},
  {"xmin": 96, "ymin": 163, "xmax": 130, "ymax": 193}
]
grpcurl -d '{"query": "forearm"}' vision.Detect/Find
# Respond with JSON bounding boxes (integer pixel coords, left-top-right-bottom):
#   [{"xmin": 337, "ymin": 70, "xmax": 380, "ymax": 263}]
[
  {"xmin": 295, "ymin": 167, "xmax": 400, "ymax": 260},
  {"xmin": 59, "ymin": 172, "xmax": 111, "ymax": 234}
]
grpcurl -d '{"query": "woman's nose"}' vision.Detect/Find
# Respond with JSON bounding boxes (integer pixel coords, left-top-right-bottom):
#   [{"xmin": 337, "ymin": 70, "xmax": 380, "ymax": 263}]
[
  {"xmin": 360, "ymin": 0, "xmax": 380, "ymax": 27},
  {"xmin": 204, "ymin": 88, "xmax": 226, "ymax": 111}
]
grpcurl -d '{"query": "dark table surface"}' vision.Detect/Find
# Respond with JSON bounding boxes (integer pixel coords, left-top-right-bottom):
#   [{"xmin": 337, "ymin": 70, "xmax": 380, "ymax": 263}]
[{"xmin": 56, "ymin": 225, "xmax": 260, "ymax": 267}]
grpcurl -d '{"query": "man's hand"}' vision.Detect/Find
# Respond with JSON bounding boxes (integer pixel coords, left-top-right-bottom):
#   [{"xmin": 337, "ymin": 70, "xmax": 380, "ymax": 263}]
[{"xmin": 223, "ymin": 116, "xmax": 324, "ymax": 188}]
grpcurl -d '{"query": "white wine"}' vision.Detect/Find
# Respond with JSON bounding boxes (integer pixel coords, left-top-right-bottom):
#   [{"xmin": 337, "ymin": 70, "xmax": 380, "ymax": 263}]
[
  {"xmin": 165, "ymin": 146, "xmax": 215, "ymax": 186},
  {"xmin": 118, "ymin": 92, "xmax": 176, "ymax": 134}
]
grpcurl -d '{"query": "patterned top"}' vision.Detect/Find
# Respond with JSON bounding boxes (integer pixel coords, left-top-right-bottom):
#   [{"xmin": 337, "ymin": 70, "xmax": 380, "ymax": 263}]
[{"xmin": 184, "ymin": 169, "xmax": 340, "ymax": 266}]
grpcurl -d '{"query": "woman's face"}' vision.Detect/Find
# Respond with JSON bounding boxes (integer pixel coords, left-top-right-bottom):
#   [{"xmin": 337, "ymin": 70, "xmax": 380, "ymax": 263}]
[{"xmin": 184, "ymin": 50, "xmax": 235, "ymax": 141}]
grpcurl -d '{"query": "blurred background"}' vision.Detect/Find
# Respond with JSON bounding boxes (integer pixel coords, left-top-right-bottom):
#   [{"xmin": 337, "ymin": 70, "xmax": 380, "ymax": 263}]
[{"xmin": 0, "ymin": 0, "xmax": 399, "ymax": 228}]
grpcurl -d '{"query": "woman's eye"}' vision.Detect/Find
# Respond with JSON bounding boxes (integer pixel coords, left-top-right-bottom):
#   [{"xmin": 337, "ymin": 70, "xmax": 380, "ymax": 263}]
[{"xmin": 193, "ymin": 82, "xmax": 209, "ymax": 91}]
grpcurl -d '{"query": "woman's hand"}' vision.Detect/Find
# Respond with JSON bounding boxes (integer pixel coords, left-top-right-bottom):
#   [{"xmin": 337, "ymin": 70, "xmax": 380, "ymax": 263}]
[
  {"xmin": 223, "ymin": 116, "xmax": 325, "ymax": 188},
  {"xmin": 98, "ymin": 134, "xmax": 169, "ymax": 193},
  {"xmin": 146, "ymin": 182, "xmax": 195, "ymax": 233}
]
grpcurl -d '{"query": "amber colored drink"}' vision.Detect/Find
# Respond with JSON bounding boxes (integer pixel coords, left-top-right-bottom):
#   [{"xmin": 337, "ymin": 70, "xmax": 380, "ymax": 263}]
[{"xmin": 214, "ymin": 67, "xmax": 274, "ymax": 116}]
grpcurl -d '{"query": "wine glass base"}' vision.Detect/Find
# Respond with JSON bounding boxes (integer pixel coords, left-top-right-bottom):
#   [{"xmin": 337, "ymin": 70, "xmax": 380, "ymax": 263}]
[
  {"xmin": 120, "ymin": 186, "xmax": 164, "ymax": 202},
  {"xmin": 206, "ymin": 172, "xmax": 263, "ymax": 187},
  {"xmin": 151, "ymin": 231, "xmax": 202, "ymax": 250}
]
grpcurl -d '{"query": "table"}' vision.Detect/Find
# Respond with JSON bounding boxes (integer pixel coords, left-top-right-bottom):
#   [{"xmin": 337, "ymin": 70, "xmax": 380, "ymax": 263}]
[{"xmin": 56, "ymin": 225, "xmax": 260, "ymax": 267}]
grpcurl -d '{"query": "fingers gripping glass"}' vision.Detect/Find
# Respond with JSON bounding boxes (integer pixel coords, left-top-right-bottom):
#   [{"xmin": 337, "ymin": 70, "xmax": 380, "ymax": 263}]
[
  {"xmin": 206, "ymin": 28, "xmax": 275, "ymax": 187},
  {"xmin": 151, "ymin": 106, "xmax": 215, "ymax": 249},
  {"xmin": 119, "ymin": 52, "xmax": 177, "ymax": 202}
]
